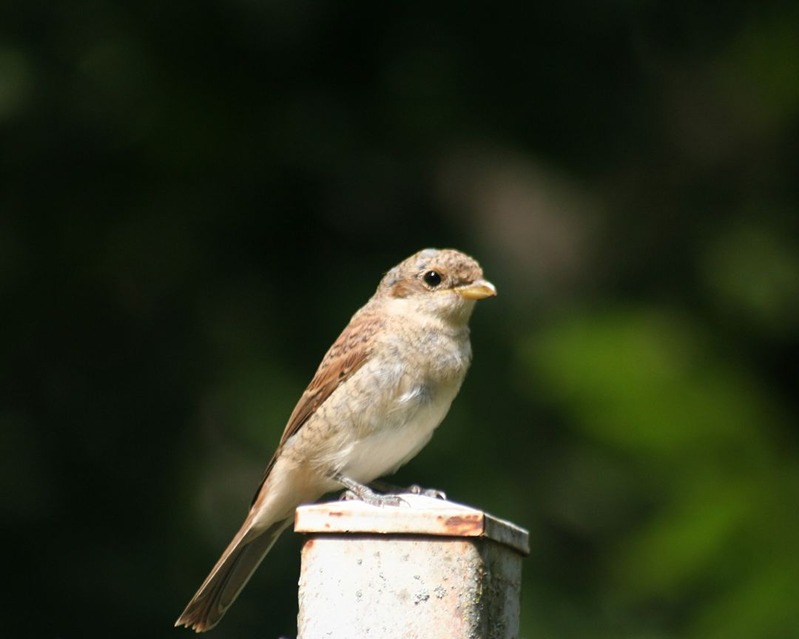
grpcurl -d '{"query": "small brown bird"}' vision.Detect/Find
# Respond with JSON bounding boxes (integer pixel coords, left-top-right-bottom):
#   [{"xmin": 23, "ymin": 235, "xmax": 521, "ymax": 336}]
[{"xmin": 175, "ymin": 248, "xmax": 496, "ymax": 632}]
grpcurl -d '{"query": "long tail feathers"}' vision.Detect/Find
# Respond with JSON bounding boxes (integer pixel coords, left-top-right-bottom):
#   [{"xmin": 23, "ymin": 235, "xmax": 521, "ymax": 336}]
[{"xmin": 175, "ymin": 517, "xmax": 292, "ymax": 632}]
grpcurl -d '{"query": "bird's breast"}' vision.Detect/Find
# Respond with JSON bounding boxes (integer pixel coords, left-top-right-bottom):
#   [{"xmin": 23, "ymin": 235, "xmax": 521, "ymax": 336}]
[
  {"xmin": 293, "ymin": 324, "xmax": 472, "ymax": 484},
  {"xmin": 329, "ymin": 339, "xmax": 468, "ymax": 482},
  {"xmin": 334, "ymin": 377, "xmax": 456, "ymax": 483}
]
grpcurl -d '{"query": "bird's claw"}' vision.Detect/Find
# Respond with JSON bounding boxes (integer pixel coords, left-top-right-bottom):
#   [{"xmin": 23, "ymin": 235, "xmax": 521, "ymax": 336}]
[
  {"xmin": 336, "ymin": 474, "xmax": 408, "ymax": 507},
  {"xmin": 408, "ymin": 484, "xmax": 447, "ymax": 499}
]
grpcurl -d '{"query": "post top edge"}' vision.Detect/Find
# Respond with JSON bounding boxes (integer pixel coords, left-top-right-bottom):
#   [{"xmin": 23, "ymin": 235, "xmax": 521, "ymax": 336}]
[{"xmin": 294, "ymin": 494, "xmax": 530, "ymax": 555}]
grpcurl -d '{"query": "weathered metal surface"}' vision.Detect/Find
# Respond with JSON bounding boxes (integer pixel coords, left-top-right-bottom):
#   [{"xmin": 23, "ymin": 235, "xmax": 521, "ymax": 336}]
[{"xmin": 295, "ymin": 496, "xmax": 528, "ymax": 639}]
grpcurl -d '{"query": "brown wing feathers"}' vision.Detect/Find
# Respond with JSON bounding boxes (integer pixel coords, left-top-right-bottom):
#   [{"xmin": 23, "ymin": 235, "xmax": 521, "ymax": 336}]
[{"xmin": 251, "ymin": 309, "xmax": 383, "ymax": 502}]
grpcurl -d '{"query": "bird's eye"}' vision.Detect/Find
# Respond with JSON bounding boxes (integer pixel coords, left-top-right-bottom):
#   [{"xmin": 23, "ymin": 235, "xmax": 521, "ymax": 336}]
[{"xmin": 423, "ymin": 270, "xmax": 442, "ymax": 287}]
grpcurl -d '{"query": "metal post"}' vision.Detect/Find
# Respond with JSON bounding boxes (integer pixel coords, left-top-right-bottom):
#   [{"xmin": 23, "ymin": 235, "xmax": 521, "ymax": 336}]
[{"xmin": 295, "ymin": 494, "xmax": 529, "ymax": 639}]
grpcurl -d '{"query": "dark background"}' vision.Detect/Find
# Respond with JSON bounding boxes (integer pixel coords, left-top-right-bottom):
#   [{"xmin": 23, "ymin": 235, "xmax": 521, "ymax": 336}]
[{"xmin": 2, "ymin": 2, "xmax": 798, "ymax": 638}]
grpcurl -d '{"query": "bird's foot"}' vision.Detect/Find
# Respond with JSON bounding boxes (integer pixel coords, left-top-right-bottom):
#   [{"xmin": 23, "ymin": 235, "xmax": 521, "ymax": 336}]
[
  {"xmin": 335, "ymin": 475, "xmax": 407, "ymax": 507},
  {"xmin": 369, "ymin": 479, "xmax": 447, "ymax": 500},
  {"xmin": 407, "ymin": 484, "xmax": 447, "ymax": 499}
]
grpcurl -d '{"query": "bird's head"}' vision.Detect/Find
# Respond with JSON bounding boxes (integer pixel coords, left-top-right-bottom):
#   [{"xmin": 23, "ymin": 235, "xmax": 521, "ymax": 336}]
[{"xmin": 376, "ymin": 248, "xmax": 496, "ymax": 325}]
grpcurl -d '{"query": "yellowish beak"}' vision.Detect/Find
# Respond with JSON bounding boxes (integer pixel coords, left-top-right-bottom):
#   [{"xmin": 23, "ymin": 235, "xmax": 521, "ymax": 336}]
[{"xmin": 455, "ymin": 278, "xmax": 497, "ymax": 300}]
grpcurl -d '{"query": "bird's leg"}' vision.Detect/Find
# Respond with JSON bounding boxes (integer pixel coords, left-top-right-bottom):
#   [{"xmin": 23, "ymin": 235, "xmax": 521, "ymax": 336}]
[
  {"xmin": 334, "ymin": 474, "xmax": 406, "ymax": 507},
  {"xmin": 369, "ymin": 479, "xmax": 447, "ymax": 500}
]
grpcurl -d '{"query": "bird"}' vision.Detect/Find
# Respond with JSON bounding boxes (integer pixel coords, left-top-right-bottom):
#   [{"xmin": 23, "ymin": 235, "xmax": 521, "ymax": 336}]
[{"xmin": 175, "ymin": 247, "xmax": 496, "ymax": 632}]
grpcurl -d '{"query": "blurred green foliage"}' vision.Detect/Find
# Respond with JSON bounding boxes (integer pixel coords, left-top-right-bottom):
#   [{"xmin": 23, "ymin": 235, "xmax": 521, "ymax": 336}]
[
  {"xmin": 1, "ymin": 2, "xmax": 797, "ymax": 638},
  {"xmin": 527, "ymin": 310, "xmax": 798, "ymax": 638}
]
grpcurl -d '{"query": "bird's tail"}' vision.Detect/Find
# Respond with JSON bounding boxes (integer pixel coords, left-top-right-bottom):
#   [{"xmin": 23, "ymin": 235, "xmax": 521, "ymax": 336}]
[{"xmin": 175, "ymin": 517, "xmax": 292, "ymax": 632}]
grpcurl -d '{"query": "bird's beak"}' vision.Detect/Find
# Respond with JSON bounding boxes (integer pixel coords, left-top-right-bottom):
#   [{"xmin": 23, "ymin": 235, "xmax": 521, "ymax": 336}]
[{"xmin": 455, "ymin": 279, "xmax": 497, "ymax": 300}]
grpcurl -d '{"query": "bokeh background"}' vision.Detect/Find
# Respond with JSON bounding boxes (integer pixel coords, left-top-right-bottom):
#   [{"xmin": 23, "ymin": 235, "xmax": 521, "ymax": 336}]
[{"xmin": 2, "ymin": 2, "xmax": 798, "ymax": 638}]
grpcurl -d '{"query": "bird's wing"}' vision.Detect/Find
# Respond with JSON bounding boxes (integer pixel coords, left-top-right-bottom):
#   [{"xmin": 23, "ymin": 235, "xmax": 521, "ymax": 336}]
[{"xmin": 251, "ymin": 308, "xmax": 384, "ymax": 503}]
